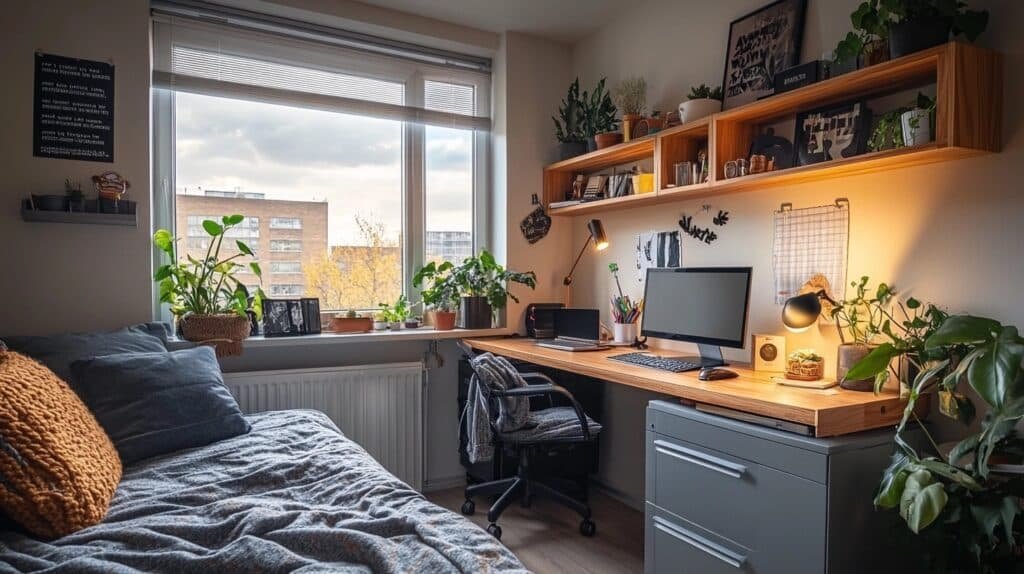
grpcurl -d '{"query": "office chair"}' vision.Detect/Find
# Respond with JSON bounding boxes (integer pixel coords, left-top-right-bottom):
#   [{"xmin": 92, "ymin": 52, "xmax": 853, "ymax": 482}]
[{"xmin": 458, "ymin": 345, "xmax": 602, "ymax": 540}]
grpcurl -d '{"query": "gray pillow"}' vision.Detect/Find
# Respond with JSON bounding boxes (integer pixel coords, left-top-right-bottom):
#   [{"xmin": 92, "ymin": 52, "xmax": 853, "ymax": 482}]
[
  {"xmin": 2, "ymin": 323, "xmax": 170, "ymax": 383},
  {"xmin": 70, "ymin": 346, "xmax": 250, "ymax": 465}
]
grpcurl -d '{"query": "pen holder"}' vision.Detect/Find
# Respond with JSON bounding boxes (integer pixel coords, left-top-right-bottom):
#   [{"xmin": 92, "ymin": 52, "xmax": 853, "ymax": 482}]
[{"xmin": 613, "ymin": 322, "xmax": 637, "ymax": 344}]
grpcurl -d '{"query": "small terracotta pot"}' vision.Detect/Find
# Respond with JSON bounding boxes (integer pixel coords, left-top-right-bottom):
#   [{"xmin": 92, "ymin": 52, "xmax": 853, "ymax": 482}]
[
  {"xmin": 645, "ymin": 116, "xmax": 665, "ymax": 132},
  {"xmin": 434, "ymin": 311, "xmax": 457, "ymax": 331},
  {"xmin": 594, "ymin": 132, "xmax": 623, "ymax": 149}
]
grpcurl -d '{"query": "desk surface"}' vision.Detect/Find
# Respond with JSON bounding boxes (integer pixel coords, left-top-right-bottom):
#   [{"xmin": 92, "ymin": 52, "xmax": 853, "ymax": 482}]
[{"xmin": 464, "ymin": 337, "xmax": 910, "ymax": 437}]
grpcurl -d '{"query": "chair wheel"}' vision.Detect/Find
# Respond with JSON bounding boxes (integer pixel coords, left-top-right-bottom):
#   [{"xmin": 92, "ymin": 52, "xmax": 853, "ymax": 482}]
[
  {"xmin": 460, "ymin": 500, "xmax": 475, "ymax": 515},
  {"xmin": 580, "ymin": 519, "xmax": 596, "ymax": 537},
  {"xmin": 487, "ymin": 523, "xmax": 502, "ymax": 540}
]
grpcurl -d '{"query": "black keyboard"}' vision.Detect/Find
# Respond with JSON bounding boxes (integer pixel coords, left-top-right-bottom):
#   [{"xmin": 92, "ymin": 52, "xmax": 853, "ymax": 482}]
[{"xmin": 608, "ymin": 352, "xmax": 700, "ymax": 373}]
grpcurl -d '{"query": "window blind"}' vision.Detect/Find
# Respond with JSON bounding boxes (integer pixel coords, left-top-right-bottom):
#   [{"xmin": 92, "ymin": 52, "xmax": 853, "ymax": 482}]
[{"xmin": 152, "ymin": 2, "xmax": 491, "ymax": 130}]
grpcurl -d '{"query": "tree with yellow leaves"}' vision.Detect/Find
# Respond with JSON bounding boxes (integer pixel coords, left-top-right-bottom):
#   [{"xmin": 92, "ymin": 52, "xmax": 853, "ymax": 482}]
[{"xmin": 303, "ymin": 215, "xmax": 401, "ymax": 310}]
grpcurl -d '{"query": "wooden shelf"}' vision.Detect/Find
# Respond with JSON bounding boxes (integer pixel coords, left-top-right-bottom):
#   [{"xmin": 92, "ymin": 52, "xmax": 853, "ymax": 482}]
[
  {"xmin": 20, "ymin": 206, "xmax": 137, "ymax": 227},
  {"xmin": 543, "ymin": 41, "xmax": 1001, "ymax": 218}
]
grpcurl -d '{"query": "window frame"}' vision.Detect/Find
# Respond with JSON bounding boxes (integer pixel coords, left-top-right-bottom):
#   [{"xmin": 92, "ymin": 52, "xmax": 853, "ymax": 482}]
[{"xmin": 151, "ymin": 79, "xmax": 489, "ymax": 322}]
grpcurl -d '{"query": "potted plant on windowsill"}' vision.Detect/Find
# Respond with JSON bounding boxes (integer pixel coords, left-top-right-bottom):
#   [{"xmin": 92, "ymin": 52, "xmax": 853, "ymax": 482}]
[
  {"xmin": 413, "ymin": 260, "xmax": 460, "ymax": 331},
  {"xmin": 153, "ymin": 215, "xmax": 265, "ymax": 357},
  {"xmin": 449, "ymin": 250, "xmax": 536, "ymax": 330},
  {"xmin": 845, "ymin": 314, "xmax": 1023, "ymax": 572},
  {"xmin": 329, "ymin": 309, "xmax": 373, "ymax": 333},
  {"xmin": 582, "ymin": 78, "xmax": 620, "ymax": 151},
  {"xmin": 678, "ymin": 84, "xmax": 723, "ymax": 124},
  {"xmin": 553, "ymin": 78, "xmax": 587, "ymax": 160},
  {"xmin": 379, "ymin": 294, "xmax": 412, "ymax": 331}
]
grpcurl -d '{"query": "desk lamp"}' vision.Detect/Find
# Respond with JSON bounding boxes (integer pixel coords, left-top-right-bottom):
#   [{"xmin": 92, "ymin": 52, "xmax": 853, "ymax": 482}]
[
  {"xmin": 781, "ymin": 290, "xmax": 840, "ymax": 335},
  {"xmin": 563, "ymin": 219, "xmax": 608, "ymax": 305}
]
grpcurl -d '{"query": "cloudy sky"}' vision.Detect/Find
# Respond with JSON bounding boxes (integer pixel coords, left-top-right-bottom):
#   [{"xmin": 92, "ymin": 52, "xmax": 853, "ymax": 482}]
[{"xmin": 175, "ymin": 92, "xmax": 473, "ymax": 245}]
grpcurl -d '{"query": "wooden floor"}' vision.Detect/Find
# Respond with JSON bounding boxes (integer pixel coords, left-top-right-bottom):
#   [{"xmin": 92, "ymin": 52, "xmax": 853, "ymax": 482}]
[{"xmin": 428, "ymin": 487, "xmax": 644, "ymax": 574}]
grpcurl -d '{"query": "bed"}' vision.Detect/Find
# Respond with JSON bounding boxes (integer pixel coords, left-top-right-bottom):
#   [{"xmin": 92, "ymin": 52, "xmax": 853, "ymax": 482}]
[{"xmin": 0, "ymin": 410, "xmax": 527, "ymax": 573}]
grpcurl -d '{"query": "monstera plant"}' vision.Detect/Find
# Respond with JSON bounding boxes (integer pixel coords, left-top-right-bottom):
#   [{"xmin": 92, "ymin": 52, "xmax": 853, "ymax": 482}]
[{"xmin": 849, "ymin": 315, "xmax": 1023, "ymax": 572}]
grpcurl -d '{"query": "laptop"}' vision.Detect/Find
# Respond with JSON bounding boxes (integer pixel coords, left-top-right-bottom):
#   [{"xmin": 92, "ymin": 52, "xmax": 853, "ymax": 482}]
[{"xmin": 535, "ymin": 309, "xmax": 607, "ymax": 352}]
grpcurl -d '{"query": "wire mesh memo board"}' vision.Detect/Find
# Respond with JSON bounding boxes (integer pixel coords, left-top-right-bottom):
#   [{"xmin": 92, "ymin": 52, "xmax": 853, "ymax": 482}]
[{"xmin": 772, "ymin": 198, "xmax": 850, "ymax": 304}]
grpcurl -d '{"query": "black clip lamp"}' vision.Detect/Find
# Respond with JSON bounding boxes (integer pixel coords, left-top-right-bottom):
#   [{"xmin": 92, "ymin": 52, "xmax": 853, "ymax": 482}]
[
  {"xmin": 781, "ymin": 289, "xmax": 841, "ymax": 336},
  {"xmin": 563, "ymin": 219, "xmax": 609, "ymax": 305}
]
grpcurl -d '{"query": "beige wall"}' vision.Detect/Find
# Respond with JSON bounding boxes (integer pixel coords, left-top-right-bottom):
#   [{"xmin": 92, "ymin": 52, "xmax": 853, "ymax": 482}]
[
  {"xmin": 0, "ymin": 0, "xmax": 153, "ymax": 335},
  {"xmin": 565, "ymin": 0, "xmax": 1024, "ymax": 505}
]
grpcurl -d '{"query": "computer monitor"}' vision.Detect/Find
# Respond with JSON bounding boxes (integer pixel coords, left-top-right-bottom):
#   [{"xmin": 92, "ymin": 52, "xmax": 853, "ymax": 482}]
[{"xmin": 641, "ymin": 267, "xmax": 753, "ymax": 367}]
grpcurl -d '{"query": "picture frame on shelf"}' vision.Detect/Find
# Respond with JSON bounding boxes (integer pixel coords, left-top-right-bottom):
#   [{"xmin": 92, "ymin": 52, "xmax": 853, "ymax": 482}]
[
  {"xmin": 795, "ymin": 100, "xmax": 872, "ymax": 166},
  {"xmin": 722, "ymin": 0, "xmax": 807, "ymax": 110},
  {"xmin": 582, "ymin": 175, "xmax": 607, "ymax": 201}
]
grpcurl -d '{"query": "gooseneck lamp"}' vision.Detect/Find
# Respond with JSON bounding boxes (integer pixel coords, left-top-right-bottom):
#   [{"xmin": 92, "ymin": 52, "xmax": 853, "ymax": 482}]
[{"xmin": 563, "ymin": 219, "xmax": 609, "ymax": 305}]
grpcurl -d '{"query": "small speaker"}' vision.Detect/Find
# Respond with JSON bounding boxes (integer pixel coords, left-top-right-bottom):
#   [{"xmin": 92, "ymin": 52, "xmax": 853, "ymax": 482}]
[{"xmin": 752, "ymin": 334, "xmax": 786, "ymax": 372}]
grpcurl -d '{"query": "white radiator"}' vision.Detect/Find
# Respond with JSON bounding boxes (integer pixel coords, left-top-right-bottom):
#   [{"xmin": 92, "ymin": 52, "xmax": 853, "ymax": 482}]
[{"xmin": 223, "ymin": 362, "xmax": 425, "ymax": 490}]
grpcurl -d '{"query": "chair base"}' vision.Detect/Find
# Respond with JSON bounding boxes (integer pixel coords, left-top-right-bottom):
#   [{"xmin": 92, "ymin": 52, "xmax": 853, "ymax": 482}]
[{"xmin": 462, "ymin": 447, "xmax": 595, "ymax": 540}]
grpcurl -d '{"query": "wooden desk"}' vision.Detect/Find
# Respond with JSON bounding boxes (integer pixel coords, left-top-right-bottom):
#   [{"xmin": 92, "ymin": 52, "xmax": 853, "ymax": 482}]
[{"xmin": 464, "ymin": 337, "xmax": 909, "ymax": 437}]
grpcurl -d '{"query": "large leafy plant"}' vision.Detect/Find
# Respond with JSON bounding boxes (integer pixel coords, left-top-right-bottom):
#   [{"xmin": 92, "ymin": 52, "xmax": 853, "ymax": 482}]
[
  {"xmin": 581, "ymin": 78, "xmax": 618, "ymax": 138},
  {"xmin": 834, "ymin": 0, "xmax": 989, "ymax": 64},
  {"xmin": 449, "ymin": 250, "xmax": 536, "ymax": 312},
  {"xmin": 153, "ymin": 215, "xmax": 264, "ymax": 319},
  {"xmin": 861, "ymin": 315, "xmax": 1023, "ymax": 573},
  {"xmin": 552, "ymin": 78, "xmax": 586, "ymax": 144},
  {"xmin": 830, "ymin": 276, "xmax": 897, "ymax": 344},
  {"xmin": 413, "ymin": 261, "xmax": 460, "ymax": 312}
]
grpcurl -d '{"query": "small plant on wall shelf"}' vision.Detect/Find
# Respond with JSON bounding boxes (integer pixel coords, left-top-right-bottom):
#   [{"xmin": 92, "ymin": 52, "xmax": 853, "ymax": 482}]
[
  {"xmin": 679, "ymin": 84, "xmax": 723, "ymax": 123},
  {"xmin": 581, "ymin": 78, "xmax": 619, "ymax": 149},
  {"xmin": 613, "ymin": 77, "xmax": 647, "ymax": 118},
  {"xmin": 687, "ymin": 84, "xmax": 724, "ymax": 101},
  {"xmin": 553, "ymin": 78, "xmax": 587, "ymax": 160}
]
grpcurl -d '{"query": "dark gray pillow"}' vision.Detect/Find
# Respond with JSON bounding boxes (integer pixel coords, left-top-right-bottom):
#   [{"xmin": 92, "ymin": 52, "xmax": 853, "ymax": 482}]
[
  {"xmin": 70, "ymin": 346, "xmax": 250, "ymax": 465},
  {"xmin": 2, "ymin": 323, "xmax": 170, "ymax": 383}
]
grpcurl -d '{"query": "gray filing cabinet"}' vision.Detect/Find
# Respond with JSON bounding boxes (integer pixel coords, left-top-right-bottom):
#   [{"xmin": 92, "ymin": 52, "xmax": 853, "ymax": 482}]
[{"xmin": 645, "ymin": 400, "xmax": 909, "ymax": 574}]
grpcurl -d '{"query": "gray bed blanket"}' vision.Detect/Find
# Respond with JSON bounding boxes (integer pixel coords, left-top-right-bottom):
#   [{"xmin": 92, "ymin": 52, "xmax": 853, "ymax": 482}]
[{"xmin": 0, "ymin": 410, "xmax": 528, "ymax": 574}]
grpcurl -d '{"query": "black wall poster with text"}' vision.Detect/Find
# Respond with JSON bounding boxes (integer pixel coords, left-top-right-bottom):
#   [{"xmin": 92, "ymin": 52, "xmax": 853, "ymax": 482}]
[{"xmin": 33, "ymin": 52, "xmax": 114, "ymax": 162}]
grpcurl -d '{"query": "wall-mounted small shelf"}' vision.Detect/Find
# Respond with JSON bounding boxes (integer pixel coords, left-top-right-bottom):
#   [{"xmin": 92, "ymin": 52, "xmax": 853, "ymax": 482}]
[
  {"xmin": 21, "ymin": 200, "xmax": 138, "ymax": 227},
  {"xmin": 543, "ymin": 41, "xmax": 1002, "ymax": 217}
]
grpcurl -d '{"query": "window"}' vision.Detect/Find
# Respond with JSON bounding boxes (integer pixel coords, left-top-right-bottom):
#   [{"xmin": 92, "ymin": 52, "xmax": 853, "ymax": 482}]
[
  {"xmin": 270, "ymin": 239, "xmax": 303, "ymax": 252},
  {"xmin": 269, "ymin": 284, "xmax": 304, "ymax": 297},
  {"xmin": 270, "ymin": 261, "xmax": 302, "ymax": 274},
  {"xmin": 151, "ymin": 7, "xmax": 490, "ymax": 316},
  {"xmin": 270, "ymin": 217, "xmax": 302, "ymax": 230}
]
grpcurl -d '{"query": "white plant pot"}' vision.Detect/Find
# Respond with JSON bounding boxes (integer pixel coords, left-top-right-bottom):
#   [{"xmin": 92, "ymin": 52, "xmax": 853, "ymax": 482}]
[
  {"xmin": 388, "ymin": 321, "xmax": 404, "ymax": 331},
  {"xmin": 678, "ymin": 98, "xmax": 722, "ymax": 124},
  {"xmin": 373, "ymin": 321, "xmax": 388, "ymax": 331},
  {"xmin": 901, "ymin": 108, "xmax": 932, "ymax": 147}
]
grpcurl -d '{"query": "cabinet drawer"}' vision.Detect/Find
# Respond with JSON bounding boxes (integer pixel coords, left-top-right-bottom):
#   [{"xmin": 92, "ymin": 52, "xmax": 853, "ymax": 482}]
[
  {"xmin": 645, "ymin": 504, "xmax": 751, "ymax": 574},
  {"xmin": 646, "ymin": 432, "xmax": 826, "ymax": 571},
  {"xmin": 647, "ymin": 402, "xmax": 827, "ymax": 483}
]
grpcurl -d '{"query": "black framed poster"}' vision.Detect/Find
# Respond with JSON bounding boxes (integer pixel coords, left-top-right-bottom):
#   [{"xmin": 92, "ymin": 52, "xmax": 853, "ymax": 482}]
[
  {"xmin": 33, "ymin": 52, "xmax": 115, "ymax": 162},
  {"xmin": 795, "ymin": 101, "xmax": 871, "ymax": 166},
  {"xmin": 722, "ymin": 0, "xmax": 806, "ymax": 110}
]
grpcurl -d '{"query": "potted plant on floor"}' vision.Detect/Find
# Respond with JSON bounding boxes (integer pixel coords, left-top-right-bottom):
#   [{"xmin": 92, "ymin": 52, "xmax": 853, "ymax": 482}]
[
  {"xmin": 553, "ymin": 78, "xmax": 587, "ymax": 160},
  {"xmin": 582, "ymin": 78, "xmax": 620, "ymax": 150},
  {"xmin": 678, "ymin": 84, "xmax": 723, "ymax": 124},
  {"xmin": 413, "ymin": 260, "xmax": 460, "ymax": 331},
  {"xmin": 613, "ymin": 77, "xmax": 646, "ymax": 142},
  {"xmin": 449, "ymin": 250, "xmax": 536, "ymax": 330},
  {"xmin": 847, "ymin": 314, "xmax": 1023, "ymax": 573},
  {"xmin": 153, "ymin": 215, "xmax": 265, "ymax": 356}
]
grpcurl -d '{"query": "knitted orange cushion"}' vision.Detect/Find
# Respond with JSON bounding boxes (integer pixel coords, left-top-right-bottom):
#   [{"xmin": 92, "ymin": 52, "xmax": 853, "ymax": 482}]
[{"xmin": 0, "ymin": 347, "xmax": 122, "ymax": 539}]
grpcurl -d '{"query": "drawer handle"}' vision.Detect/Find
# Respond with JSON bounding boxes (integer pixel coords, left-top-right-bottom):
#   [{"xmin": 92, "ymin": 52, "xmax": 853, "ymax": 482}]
[
  {"xmin": 653, "ymin": 516, "xmax": 747, "ymax": 569},
  {"xmin": 653, "ymin": 439, "xmax": 747, "ymax": 479}
]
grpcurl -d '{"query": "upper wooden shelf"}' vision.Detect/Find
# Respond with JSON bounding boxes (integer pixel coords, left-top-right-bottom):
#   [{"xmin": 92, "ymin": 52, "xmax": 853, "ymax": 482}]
[{"xmin": 543, "ymin": 42, "xmax": 1002, "ymax": 217}]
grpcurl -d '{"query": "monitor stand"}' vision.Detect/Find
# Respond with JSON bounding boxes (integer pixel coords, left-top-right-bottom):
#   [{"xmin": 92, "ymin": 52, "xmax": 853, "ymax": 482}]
[{"xmin": 659, "ymin": 344, "xmax": 727, "ymax": 368}]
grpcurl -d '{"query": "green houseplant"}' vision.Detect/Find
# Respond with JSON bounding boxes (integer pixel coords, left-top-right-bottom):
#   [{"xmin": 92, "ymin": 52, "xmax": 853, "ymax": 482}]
[
  {"xmin": 847, "ymin": 315, "xmax": 1024, "ymax": 573},
  {"xmin": 581, "ymin": 78, "xmax": 619, "ymax": 150},
  {"xmin": 829, "ymin": 277, "xmax": 897, "ymax": 390},
  {"xmin": 613, "ymin": 76, "xmax": 646, "ymax": 142},
  {"xmin": 378, "ymin": 294, "xmax": 412, "ymax": 330},
  {"xmin": 678, "ymin": 84, "xmax": 723, "ymax": 124},
  {"xmin": 153, "ymin": 215, "xmax": 264, "ymax": 354},
  {"xmin": 413, "ymin": 261, "xmax": 460, "ymax": 331},
  {"xmin": 449, "ymin": 250, "xmax": 536, "ymax": 329},
  {"xmin": 553, "ymin": 78, "xmax": 587, "ymax": 160},
  {"xmin": 870, "ymin": 93, "xmax": 937, "ymax": 152}
]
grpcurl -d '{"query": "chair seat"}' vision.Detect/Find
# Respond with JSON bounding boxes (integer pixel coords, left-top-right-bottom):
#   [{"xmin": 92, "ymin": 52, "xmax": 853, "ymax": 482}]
[{"xmin": 498, "ymin": 406, "xmax": 602, "ymax": 444}]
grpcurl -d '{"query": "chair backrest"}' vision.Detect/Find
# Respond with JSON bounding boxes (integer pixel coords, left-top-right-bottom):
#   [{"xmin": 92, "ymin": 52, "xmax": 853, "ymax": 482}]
[{"xmin": 467, "ymin": 352, "xmax": 530, "ymax": 432}]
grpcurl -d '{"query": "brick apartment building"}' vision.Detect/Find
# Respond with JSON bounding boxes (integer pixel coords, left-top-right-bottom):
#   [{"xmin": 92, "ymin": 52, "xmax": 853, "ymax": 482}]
[{"xmin": 175, "ymin": 190, "xmax": 328, "ymax": 298}]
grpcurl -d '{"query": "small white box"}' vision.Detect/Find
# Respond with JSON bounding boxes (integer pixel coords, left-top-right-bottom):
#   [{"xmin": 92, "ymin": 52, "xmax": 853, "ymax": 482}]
[{"xmin": 752, "ymin": 334, "xmax": 786, "ymax": 372}]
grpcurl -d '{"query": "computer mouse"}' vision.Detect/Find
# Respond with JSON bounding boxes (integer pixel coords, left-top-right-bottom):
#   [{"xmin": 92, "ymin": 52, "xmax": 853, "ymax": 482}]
[{"xmin": 699, "ymin": 367, "xmax": 739, "ymax": 381}]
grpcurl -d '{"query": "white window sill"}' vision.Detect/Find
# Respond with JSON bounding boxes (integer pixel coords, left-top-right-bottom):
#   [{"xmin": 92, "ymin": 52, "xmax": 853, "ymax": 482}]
[{"xmin": 167, "ymin": 326, "xmax": 511, "ymax": 350}]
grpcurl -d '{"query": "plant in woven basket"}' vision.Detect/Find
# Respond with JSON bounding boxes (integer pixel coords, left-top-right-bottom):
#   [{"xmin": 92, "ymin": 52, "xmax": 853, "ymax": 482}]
[
  {"xmin": 153, "ymin": 215, "xmax": 265, "ymax": 346},
  {"xmin": 786, "ymin": 349, "xmax": 825, "ymax": 380}
]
